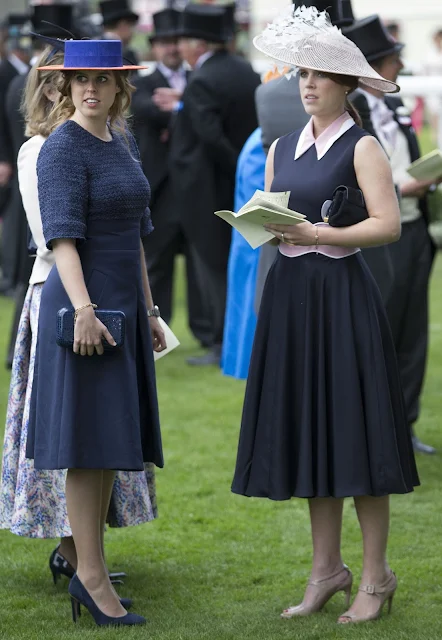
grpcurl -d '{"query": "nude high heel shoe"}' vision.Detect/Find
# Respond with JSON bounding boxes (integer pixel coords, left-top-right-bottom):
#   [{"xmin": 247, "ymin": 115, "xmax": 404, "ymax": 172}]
[
  {"xmin": 337, "ymin": 571, "xmax": 397, "ymax": 624},
  {"xmin": 281, "ymin": 565, "xmax": 353, "ymax": 619}
]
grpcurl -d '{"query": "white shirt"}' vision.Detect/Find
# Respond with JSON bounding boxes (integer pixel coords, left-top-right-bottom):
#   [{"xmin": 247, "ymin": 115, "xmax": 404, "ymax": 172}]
[
  {"xmin": 359, "ymin": 89, "xmax": 420, "ymax": 223},
  {"xmin": 156, "ymin": 62, "xmax": 187, "ymax": 93},
  {"xmin": 7, "ymin": 53, "xmax": 29, "ymax": 75},
  {"xmin": 17, "ymin": 136, "xmax": 55, "ymax": 284},
  {"xmin": 194, "ymin": 51, "xmax": 214, "ymax": 70}
]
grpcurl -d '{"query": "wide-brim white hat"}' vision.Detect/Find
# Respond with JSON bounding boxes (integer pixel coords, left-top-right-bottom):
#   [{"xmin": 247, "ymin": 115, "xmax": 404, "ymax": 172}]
[{"xmin": 254, "ymin": 6, "xmax": 399, "ymax": 94}]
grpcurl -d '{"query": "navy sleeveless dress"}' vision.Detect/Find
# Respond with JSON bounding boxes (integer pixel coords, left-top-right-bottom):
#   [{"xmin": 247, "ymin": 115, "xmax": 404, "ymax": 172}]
[
  {"xmin": 231, "ymin": 124, "xmax": 419, "ymax": 499},
  {"xmin": 26, "ymin": 121, "xmax": 163, "ymax": 471}
]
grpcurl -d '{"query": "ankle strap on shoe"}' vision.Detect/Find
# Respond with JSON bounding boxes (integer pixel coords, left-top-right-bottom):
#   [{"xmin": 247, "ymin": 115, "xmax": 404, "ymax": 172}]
[
  {"xmin": 309, "ymin": 564, "xmax": 350, "ymax": 586},
  {"xmin": 359, "ymin": 572, "xmax": 396, "ymax": 596}
]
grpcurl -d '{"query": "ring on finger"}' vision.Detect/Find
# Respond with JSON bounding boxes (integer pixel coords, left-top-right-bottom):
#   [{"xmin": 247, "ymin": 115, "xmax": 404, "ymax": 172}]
[{"xmin": 281, "ymin": 232, "xmax": 285, "ymax": 243}]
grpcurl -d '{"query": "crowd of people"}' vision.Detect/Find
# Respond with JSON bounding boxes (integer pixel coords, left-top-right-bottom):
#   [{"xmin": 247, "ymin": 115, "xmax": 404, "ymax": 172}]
[{"xmin": 0, "ymin": 0, "xmax": 440, "ymax": 629}]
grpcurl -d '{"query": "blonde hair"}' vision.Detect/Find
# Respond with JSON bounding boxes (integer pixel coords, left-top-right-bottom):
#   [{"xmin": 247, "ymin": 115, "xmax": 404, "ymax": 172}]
[
  {"xmin": 22, "ymin": 47, "xmax": 65, "ymax": 137},
  {"xmin": 50, "ymin": 69, "xmax": 135, "ymax": 137}
]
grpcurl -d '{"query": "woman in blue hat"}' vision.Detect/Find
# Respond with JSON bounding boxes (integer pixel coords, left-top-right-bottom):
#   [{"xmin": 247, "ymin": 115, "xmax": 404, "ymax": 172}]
[
  {"xmin": 0, "ymin": 42, "xmax": 159, "ymax": 591},
  {"xmin": 25, "ymin": 39, "xmax": 165, "ymax": 627}
]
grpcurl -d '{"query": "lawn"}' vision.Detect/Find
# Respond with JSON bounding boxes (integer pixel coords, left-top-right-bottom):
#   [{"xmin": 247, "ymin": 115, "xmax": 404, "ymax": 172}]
[{"xmin": 0, "ymin": 255, "xmax": 441, "ymax": 640}]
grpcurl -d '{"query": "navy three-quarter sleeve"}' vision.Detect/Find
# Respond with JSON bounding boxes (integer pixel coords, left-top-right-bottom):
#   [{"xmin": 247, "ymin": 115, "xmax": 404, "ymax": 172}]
[
  {"xmin": 126, "ymin": 130, "xmax": 154, "ymax": 238},
  {"xmin": 37, "ymin": 135, "xmax": 88, "ymax": 249}
]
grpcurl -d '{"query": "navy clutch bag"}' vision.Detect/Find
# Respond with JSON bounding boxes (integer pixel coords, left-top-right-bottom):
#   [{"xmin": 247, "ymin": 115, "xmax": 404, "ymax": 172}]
[
  {"xmin": 321, "ymin": 185, "xmax": 368, "ymax": 227},
  {"xmin": 56, "ymin": 308, "xmax": 126, "ymax": 349}
]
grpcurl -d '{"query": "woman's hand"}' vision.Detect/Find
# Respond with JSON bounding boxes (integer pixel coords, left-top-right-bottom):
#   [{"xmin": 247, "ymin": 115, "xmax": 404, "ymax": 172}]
[
  {"xmin": 73, "ymin": 307, "xmax": 116, "ymax": 356},
  {"xmin": 264, "ymin": 221, "xmax": 316, "ymax": 246},
  {"xmin": 149, "ymin": 316, "xmax": 167, "ymax": 353}
]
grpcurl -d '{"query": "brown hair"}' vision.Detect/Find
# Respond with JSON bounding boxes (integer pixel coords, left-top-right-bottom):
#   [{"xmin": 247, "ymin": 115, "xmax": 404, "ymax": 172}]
[
  {"xmin": 21, "ymin": 47, "xmax": 65, "ymax": 137},
  {"xmin": 51, "ymin": 69, "xmax": 135, "ymax": 137},
  {"xmin": 327, "ymin": 73, "xmax": 362, "ymax": 127}
]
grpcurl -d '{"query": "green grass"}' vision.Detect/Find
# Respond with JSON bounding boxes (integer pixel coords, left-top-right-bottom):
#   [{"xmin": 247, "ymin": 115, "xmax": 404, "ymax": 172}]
[{"xmin": 0, "ymin": 255, "xmax": 442, "ymax": 640}]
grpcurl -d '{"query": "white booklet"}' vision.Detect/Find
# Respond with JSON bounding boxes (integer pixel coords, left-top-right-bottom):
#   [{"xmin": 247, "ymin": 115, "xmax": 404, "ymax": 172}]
[
  {"xmin": 154, "ymin": 318, "xmax": 180, "ymax": 361},
  {"xmin": 407, "ymin": 149, "xmax": 442, "ymax": 182},
  {"xmin": 214, "ymin": 190, "xmax": 306, "ymax": 249}
]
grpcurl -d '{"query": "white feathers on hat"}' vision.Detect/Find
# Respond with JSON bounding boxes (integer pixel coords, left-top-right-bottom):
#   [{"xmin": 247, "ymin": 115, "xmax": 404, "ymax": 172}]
[{"xmin": 254, "ymin": 6, "xmax": 399, "ymax": 93}]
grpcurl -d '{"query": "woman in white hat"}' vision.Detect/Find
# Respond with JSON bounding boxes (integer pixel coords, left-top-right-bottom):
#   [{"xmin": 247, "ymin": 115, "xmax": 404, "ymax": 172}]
[{"xmin": 231, "ymin": 6, "xmax": 418, "ymax": 625}]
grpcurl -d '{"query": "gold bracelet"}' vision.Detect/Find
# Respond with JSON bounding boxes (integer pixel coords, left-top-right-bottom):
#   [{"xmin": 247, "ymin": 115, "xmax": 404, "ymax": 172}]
[
  {"xmin": 315, "ymin": 228, "xmax": 319, "ymax": 254},
  {"xmin": 74, "ymin": 303, "xmax": 97, "ymax": 323}
]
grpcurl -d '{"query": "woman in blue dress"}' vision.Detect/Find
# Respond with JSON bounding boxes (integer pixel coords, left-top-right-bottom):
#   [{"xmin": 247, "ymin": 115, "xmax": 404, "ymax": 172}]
[
  {"xmin": 26, "ymin": 40, "xmax": 165, "ymax": 626},
  {"xmin": 222, "ymin": 127, "xmax": 265, "ymax": 380},
  {"xmin": 232, "ymin": 7, "xmax": 419, "ymax": 625}
]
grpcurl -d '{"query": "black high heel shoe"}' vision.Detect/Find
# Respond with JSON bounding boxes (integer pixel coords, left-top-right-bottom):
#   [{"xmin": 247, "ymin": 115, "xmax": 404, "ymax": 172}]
[
  {"xmin": 69, "ymin": 575, "xmax": 145, "ymax": 627},
  {"xmin": 49, "ymin": 546, "xmax": 127, "ymax": 585}
]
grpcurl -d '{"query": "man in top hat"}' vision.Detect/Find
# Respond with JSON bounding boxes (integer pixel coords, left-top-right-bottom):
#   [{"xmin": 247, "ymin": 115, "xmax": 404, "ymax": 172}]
[
  {"xmin": 2, "ymin": 3, "xmax": 78, "ymax": 367},
  {"xmin": 344, "ymin": 15, "xmax": 439, "ymax": 454},
  {"xmin": 254, "ymin": 0, "xmax": 366, "ymax": 308},
  {"xmin": 131, "ymin": 9, "xmax": 211, "ymax": 348},
  {"xmin": 0, "ymin": 14, "xmax": 31, "ymax": 293},
  {"xmin": 100, "ymin": 0, "xmax": 139, "ymax": 63},
  {"xmin": 169, "ymin": 3, "xmax": 260, "ymax": 366}
]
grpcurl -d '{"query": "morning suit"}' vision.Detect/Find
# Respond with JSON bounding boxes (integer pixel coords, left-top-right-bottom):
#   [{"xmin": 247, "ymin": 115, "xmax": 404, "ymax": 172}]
[
  {"xmin": 169, "ymin": 50, "xmax": 260, "ymax": 346},
  {"xmin": 352, "ymin": 90, "xmax": 435, "ymax": 427},
  {"xmin": 3, "ymin": 73, "xmax": 34, "ymax": 367},
  {"xmin": 132, "ymin": 66, "xmax": 211, "ymax": 345},
  {"xmin": 0, "ymin": 59, "xmax": 19, "ymax": 226}
]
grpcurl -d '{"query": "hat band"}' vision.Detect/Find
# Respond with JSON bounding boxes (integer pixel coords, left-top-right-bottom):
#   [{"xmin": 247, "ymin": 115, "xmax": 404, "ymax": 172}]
[{"xmin": 64, "ymin": 54, "xmax": 123, "ymax": 68}]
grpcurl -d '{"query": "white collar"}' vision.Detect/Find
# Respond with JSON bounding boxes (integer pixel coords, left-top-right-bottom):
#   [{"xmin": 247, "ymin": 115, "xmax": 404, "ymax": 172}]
[
  {"xmin": 358, "ymin": 88, "xmax": 384, "ymax": 110},
  {"xmin": 194, "ymin": 51, "xmax": 214, "ymax": 70},
  {"xmin": 7, "ymin": 53, "xmax": 29, "ymax": 75},
  {"xmin": 156, "ymin": 62, "xmax": 185, "ymax": 79},
  {"xmin": 295, "ymin": 112, "xmax": 355, "ymax": 161}
]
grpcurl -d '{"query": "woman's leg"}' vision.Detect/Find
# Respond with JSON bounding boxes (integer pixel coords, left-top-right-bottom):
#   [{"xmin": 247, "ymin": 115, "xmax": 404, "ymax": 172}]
[
  {"xmin": 283, "ymin": 498, "xmax": 345, "ymax": 617},
  {"xmin": 289, "ymin": 498, "xmax": 345, "ymax": 610},
  {"xmin": 65, "ymin": 468, "xmax": 125, "ymax": 617},
  {"xmin": 339, "ymin": 495, "xmax": 391, "ymax": 620}
]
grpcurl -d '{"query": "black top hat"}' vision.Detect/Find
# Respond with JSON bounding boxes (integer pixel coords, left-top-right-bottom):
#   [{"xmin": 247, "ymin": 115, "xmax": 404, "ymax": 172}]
[
  {"xmin": 31, "ymin": 5, "xmax": 75, "ymax": 38},
  {"xmin": 100, "ymin": 0, "xmax": 139, "ymax": 26},
  {"xmin": 150, "ymin": 9, "xmax": 180, "ymax": 41},
  {"xmin": 4, "ymin": 14, "xmax": 30, "ymax": 28},
  {"xmin": 223, "ymin": 3, "xmax": 236, "ymax": 39},
  {"xmin": 178, "ymin": 4, "xmax": 228, "ymax": 44},
  {"xmin": 292, "ymin": 1, "xmax": 354, "ymax": 27},
  {"xmin": 343, "ymin": 15, "xmax": 404, "ymax": 62}
]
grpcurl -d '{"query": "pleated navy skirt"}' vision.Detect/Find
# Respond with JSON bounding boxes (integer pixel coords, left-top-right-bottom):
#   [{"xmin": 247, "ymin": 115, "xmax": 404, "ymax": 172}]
[
  {"xmin": 26, "ymin": 219, "xmax": 163, "ymax": 471},
  {"xmin": 231, "ymin": 251, "xmax": 419, "ymax": 500}
]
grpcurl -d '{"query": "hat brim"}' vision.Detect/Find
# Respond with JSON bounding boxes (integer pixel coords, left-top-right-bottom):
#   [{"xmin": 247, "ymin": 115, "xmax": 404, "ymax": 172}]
[
  {"xmin": 177, "ymin": 29, "xmax": 227, "ymax": 44},
  {"xmin": 149, "ymin": 31, "xmax": 180, "ymax": 42},
  {"xmin": 366, "ymin": 42, "xmax": 405, "ymax": 62},
  {"xmin": 253, "ymin": 34, "xmax": 400, "ymax": 93},
  {"xmin": 37, "ymin": 64, "xmax": 147, "ymax": 71},
  {"xmin": 102, "ymin": 11, "xmax": 139, "ymax": 25}
]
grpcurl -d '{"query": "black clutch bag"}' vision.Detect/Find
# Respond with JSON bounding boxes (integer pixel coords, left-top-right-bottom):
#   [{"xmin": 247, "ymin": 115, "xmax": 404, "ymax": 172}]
[
  {"xmin": 56, "ymin": 308, "xmax": 126, "ymax": 349},
  {"xmin": 321, "ymin": 185, "xmax": 368, "ymax": 227}
]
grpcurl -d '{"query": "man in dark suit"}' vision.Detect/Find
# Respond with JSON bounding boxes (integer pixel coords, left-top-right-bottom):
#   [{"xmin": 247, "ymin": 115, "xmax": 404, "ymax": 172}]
[
  {"xmin": 99, "ymin": 0, "xmax": 139, "ymax": 64},
  {"xmin": 2, "ymin": 4, "xmax": 77, "ymax": 367},
  {"xmin": 170, "ymin": 4, "xmax": 260, "ymax": 366},
  {"xmin": 345, "ymin": 15, "xmax": 438, "ymax": 454},
  {"xmin": 0, "ymin": 14, "xmax": 30, "ymax": 293},
  {"xmin": 132, "ymin": 8, "xmax": 211, "ymax": 347}
]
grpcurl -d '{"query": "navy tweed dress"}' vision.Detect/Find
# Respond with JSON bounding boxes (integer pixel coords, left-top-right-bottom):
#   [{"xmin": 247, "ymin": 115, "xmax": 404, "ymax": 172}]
[
  {"xmin": 231, "ymin": 124, "xmax": 419, "ymax": 500},
  {"xmin": 26, "ymin": 120, "xmax": 163, "ymax": 471}
]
